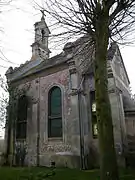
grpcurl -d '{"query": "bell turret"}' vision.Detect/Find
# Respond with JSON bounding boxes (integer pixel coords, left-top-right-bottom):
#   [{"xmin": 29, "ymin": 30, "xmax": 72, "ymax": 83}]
[{"xmin": 31, "ymin": 10, "xmax": 50, "ymax": 60}]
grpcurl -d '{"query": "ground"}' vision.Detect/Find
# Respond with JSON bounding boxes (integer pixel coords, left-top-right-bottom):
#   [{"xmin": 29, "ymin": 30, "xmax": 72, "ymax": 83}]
[{"xmin": 0, "ymin": 167, "xmax": 134, "ymax": 180}]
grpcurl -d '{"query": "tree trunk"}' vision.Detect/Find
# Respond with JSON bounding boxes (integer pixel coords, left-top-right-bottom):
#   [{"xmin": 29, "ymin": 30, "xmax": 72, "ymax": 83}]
[{"xmin": 94, "ymin": 6, "xmax": 119, "ymax": 180}]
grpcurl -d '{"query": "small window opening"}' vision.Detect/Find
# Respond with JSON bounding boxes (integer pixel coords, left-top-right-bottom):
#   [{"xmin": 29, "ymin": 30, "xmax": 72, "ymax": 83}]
[
  {"xmin": 90, "ymin": 91, "xmax": 98, "ymax": 138},
  {"xmin": 41, "ymin": 29, "xmax": 45, "ymax": 42}
]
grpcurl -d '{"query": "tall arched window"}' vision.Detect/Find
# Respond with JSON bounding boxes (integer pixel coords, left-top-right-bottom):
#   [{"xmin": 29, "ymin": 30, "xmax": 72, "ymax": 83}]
[
  {"xmin": 16, "ymin": 95, "xmax": 28, "ymax": 139},
  {"xmin": 48, "ymin": 87, "xmax": 62, "ymax": 138}
]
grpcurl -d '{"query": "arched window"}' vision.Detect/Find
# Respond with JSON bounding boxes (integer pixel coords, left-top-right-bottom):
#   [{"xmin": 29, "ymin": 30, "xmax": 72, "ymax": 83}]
[
  {"xmin": 48, "ymin": 87, "xmax": 62, "ymax": 138},
  {"xmin": 16, "ymin": 95, "xmax": 28, "ymax": 139}
]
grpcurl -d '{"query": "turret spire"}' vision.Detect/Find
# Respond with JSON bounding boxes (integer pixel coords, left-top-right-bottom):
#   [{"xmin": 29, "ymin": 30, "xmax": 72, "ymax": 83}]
[{"xmin": 40, "ymin": 9, "xmax": 45, "ymax": 21}]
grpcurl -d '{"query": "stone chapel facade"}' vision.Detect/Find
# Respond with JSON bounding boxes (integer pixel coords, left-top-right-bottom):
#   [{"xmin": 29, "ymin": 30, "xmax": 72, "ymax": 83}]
[{"xmin": 5, "ymin": 14, "xmax": 135, "ymax": 168}]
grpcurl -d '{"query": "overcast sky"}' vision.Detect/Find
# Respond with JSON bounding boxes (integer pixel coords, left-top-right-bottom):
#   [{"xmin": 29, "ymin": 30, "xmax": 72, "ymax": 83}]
[{"xmin": 0, "ymin": 0, "xmax": 135, "ymax": 94}]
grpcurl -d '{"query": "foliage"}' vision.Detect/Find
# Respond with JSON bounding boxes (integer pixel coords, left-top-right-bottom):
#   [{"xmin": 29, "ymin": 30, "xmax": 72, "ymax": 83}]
[
  {"xmin": 0, "ymin": 167, "xmax": 134, "ymax": 180},
  {"xmin": 19, "ymin": 169, "xmax": 56, "ymax": 180},
  {"xmin": 0, "ymin": 167, "xmax": 100, "ymax": 180},
  {"xmin": 0, "ymin": 75, "xmax": 8, "ymax": 133}
]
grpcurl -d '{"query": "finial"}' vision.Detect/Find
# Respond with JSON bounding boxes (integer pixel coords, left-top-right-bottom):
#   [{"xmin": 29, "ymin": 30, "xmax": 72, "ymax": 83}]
[{"xmin": 40, "ymin": 9, "xmax": 45, "ymax": 21}]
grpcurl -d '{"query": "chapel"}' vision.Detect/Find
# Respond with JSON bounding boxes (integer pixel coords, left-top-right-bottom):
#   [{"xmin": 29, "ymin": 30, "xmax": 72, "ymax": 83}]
[{"xmin": 5, "ymin": 13, "xmax": 135, "ymax": 168}]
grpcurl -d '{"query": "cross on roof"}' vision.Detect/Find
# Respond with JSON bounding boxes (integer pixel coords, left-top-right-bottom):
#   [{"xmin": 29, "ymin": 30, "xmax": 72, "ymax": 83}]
[{"xmin": 40, "ymin": 9, "xmax": 46, "ymax": 20}]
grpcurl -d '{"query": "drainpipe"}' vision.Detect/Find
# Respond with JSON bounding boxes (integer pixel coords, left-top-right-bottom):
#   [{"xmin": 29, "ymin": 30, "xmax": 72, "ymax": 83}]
[
  {"xmin": 78, "ymin": 77, "xmax": 85, "ymax": 170},
  {"xmin": 37, "ymin": 77, "xmax": 40, "ymax": 166}
]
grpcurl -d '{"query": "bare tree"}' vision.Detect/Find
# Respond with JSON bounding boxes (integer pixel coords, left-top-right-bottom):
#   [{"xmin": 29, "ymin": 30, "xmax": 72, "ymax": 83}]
[
  {"xmin": 0, "ymin": 0, "xmax": 20, "ymax": 69},
  {"xmin": 32, "ymin": 0, "xmax": 135, "ymax": 179},
  {"xmin": 0, "ymin": 0, "xmax": 14, "ymax": 131},
  {"xmin": 0, "ymin": 0, "xmax": 12, "ymax": 11}
]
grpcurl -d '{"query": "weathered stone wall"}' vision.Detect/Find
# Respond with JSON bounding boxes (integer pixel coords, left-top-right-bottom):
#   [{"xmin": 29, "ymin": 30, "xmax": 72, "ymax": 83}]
[
  {"xmin": 5, "ymin": 37, "xmax": 131, "ymax": 168},
  {"xmin": 111, "ymin": 50, "xmax": 130, "ymax": 98},
  {"xmin": 12, "ymin": 67, "xmax": 83, "ymax": 168},
  {"xmin": 125, "ymin": 113, "xmax": 135, "ymax": 137},
  {"xmin": 83, "ymin": 68, "xmax": 127, "ymax": 166},
  {"xmin": 38, "ymin": 69, "xmax": 75, "ymax": 167},
  {"xmin": 10, "ymin": 80, "xmax": 39, "ymax": 166}
]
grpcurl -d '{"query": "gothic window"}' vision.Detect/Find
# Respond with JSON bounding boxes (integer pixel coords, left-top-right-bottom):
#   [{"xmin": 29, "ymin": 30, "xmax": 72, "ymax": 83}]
[
  {"xmin": 48, "ymin": 87, "xmax": 62, "ymax": 138},
  {"xmin": 16, "ymin": 95, "xmax": 28, "ymax": 139},
  {"xmin": 90, "ymin": 91, "xmax": 98, "ymax": 138}
]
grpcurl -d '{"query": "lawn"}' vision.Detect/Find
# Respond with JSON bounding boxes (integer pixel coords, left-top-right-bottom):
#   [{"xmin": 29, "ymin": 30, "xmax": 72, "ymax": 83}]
[{"xmin": 0, "ymin": 167, "xmax": 134, "ymax": 180}]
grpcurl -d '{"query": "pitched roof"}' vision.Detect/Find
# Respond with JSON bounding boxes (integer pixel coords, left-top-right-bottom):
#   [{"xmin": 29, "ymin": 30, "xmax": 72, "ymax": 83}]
[
  {"xmin": 6, "ymin": 36, "xmax": 130, "ymax": 85},
  {"xmin": 108, "ymin": 42, "xmax": 130, "ymax": 84}
]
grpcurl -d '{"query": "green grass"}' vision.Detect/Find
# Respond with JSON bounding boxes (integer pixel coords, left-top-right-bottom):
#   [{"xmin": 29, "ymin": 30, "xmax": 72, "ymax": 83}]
[{"xmin": 0, "ymin": 167, "xmax": 134, "ymax": 180}]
